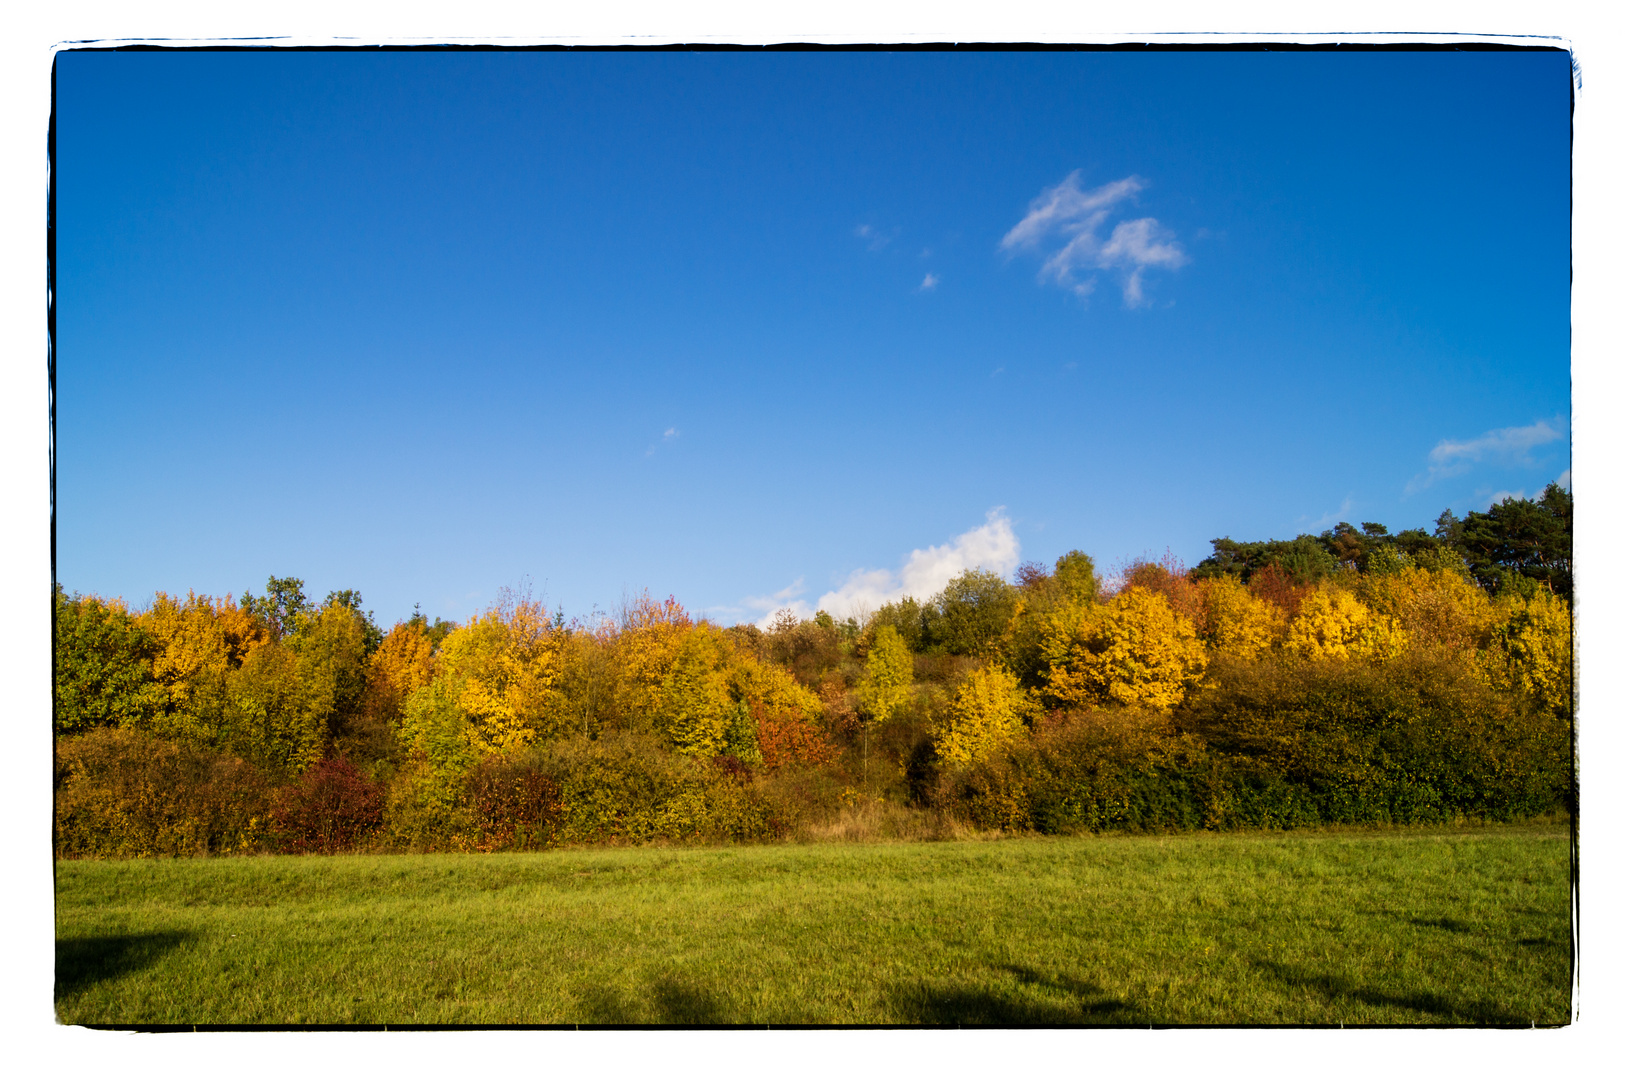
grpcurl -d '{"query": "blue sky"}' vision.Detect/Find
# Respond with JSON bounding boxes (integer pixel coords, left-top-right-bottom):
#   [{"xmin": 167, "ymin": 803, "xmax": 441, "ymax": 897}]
[{"xmin": 55, "ymin": 48, "xmax": 1572, "ymax": 627}]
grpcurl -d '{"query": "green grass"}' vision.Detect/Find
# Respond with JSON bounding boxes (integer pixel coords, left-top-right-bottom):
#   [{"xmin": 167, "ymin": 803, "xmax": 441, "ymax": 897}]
[{"xmin": 55, "ymin": 822, "xmax": 1572, "ymax": 1027}]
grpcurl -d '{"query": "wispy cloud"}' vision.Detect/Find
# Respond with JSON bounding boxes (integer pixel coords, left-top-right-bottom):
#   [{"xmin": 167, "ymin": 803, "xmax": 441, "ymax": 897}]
[
  {"xmin": 854, "ymin": 223, "xmax": 899, "ymax": 252},
  {"xmin": 1556, "ymin": 468, "xmax": 1571, "ymax": 489},
  {"xmin": 645, "ymin": 426, "xmax": 681, "ymax": 457},
  {"xmin": 743, "ymin": 509, "xmax": 1021, "ymax": 628},
  {"xmin": 1000, "ymin": 171, "xmax": 1188, "ymax": 307},
  {"xmin": 918, "ymin": 273, "xmax": 939, "ymax": 292},
  {"xmin": 1303, "ymin": 495, "xmax": 1356, "ymax": 532},
  {"xmin": 1405, "ymin": 418, "xmax": 1566, "ymax": 494}
]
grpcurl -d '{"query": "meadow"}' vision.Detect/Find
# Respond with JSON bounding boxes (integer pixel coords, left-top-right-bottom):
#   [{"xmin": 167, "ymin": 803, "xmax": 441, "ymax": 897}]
[{"xmin": 55, "ymin": 821, "xmax": 1572, "ymax": 1027}]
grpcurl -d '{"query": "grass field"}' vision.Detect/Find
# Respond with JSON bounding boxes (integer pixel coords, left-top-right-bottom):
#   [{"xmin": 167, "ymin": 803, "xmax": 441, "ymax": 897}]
[{"xmin": 55, "ymin": 822, "xmax": 1572, "ymax": 1027}]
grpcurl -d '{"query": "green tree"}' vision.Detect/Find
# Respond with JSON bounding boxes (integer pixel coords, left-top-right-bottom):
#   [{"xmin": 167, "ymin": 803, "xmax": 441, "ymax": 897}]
[
  {"xmin": 1052, "ymin": 551, "xmax": 1100, "ymax": 606},
  {"xmin": 53, "ymin": 587, "xmax": 167, "ymax": 735},
  {"xmin": 325, "ymin": 589, "xmax": 384, "ymax": 655},
  {"xmin": 1451, "ymin": 483, "xmax": 1572, "ymax": 601},
  {"xmin": 923, "ymin": 569, "xmax": 1019, "ymax": 656},
  {"xmin": 242, "ymin": 576, "xmax": 312, "ymax": 641}
]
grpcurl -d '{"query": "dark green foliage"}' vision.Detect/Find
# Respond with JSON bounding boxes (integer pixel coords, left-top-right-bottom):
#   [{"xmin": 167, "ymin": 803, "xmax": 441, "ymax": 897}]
[
  {"xmin": 922, "ymin": 569, "xmax": 1018, "ymax": 656},
  {"xmin": 870, "ymin": 597, "xmax": 926, "ymax": 652},
  {"xmin": 933, "ymin": 710, "xmax": 1216, "ymax": 833},
  {"xmin": 407, "ymin": 604, "xmax": 458, "ymax": 651},
  {"xmin": 1195, "ymin": 535, "xmax": 1339, "ymax": 584},
  {"xmin": 242, "ymin": 575, "xmax": 313, "ymax": 641},
  {"xmin": 1450, "ymin": 483, "xmax": 1572, "ymax": 600},
  {"xmin": 1180, "ymin": 653, "xmax": 1570, "ymax": 826},
  {"xmin": 53, "ymin": 588, "xmax": 167, "ymax": 735},
  {"xmin": 54, "ymin": 727, "xmax": 273, "ymax": 857}
]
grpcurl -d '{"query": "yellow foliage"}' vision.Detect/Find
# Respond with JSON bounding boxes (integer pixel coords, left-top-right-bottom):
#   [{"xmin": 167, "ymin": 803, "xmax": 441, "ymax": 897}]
[
  {"xmin": 858, "ymin": 624, "xmax": 913, "ymax": 727},
  {"xmin": 369, "ymin": 621, "xmax": 436, "ymax": 701},
  {"xmin": 613, "ymin": 592, "xmax": 695, "ymax": 722},
  {"xmin": 1041, "ymin": 589, "xmax": 1207, "ymax": 711},
  {"xmin": 1357, "ymin": 566, "xmax": 1495, "ymax": 654},
  {"xmin": 657, "ymin": 625, "xmax": 738, "ymax": 756},
  {"xmin": 1197, "ymin": 576, "xmax": 1282, "ymax": 659},
  {"xmin": 434, "ymin": 598, "xmax": 562, "ymax": 755},
  {"xmin": 138, "ymin": 591, "xmax": 270, "ymax": 715},
  {"xmin": 1284, "ymin": 584, "xmax": 1374, "ymax": 661},
  {"xmin": 1481, "ymin": 589, "xmax": 1573, "ymax": 716},
  {"xmin": 729, "ymin": 650, "xmax": 822, "ymax": 727},
  {"xmin": 934, "ymin": 664, "xmax": 1032, "ymax": 766}
]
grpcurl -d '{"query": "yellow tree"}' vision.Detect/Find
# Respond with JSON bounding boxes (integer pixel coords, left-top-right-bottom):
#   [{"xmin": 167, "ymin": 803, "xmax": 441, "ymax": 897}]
[
  {"xmin": 368, "ymin": 620, "xmax": 437, "ymax": 706},
  {"xmin": 857, "ymin": 624, "xmax": 913, "ymax": 784},
  {"xmin": 613, "ymin": 591, "xmax": 694, "ymax": 725},
  {"xmin": 933, "ymin": 664, "xmax": 1032, "ymax": 766},
  {"xmin": 654, "ymin": 626, "xmax": 736, "ymax": 756},
  {"xmin": 1196, "ymin": 576, "xmax": 1282, "ymax": 659},
  {"xmin": 1357, "ymin": 565, "xmax": 1494, "ymax": 655},
  {"xmin": 138, "ymin": 591, "xmax": 270, "ymax": 737},
  {"xmin": 1042, "ymin": 589, "xmax": 1207, "ymax": 711},
  {"xmin": 1481, "ymin": 589, "xmax": 1573, "ymax": 717},
  {"xmin": 1285, "ymin": 584, "xmax": 1372, "ymax": 661},
  {"xmin": 432, "ymin": 597, "xmax": 562, "ymax": 756}
]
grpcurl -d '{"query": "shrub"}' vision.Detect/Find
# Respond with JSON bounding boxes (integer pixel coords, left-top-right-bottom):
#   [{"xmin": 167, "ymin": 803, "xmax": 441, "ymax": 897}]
[
  {"xmin": 934, "ymin": 709, "xmax": 1216, "ymax": 834},
  {"xmin": 1180, "ymin": 653, "xmax": 1570, "ymax": 825},
  {"xmin": 270, "ymin": 756, "xmax": 385, "ymax": 854},
  {"xmin": 464, "ymin": 755, "xmax": 564, "ymax": 852},
  {"xmin": 55, "ymin": 727, "xmax": 272, "ymax": 858},
  {"xmin": 756, "ymin": 704, "xmax": 838, "ymax": 770}
]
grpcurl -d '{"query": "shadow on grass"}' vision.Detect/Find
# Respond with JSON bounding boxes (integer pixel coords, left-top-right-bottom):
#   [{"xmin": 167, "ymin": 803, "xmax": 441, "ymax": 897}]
[
  {"xmin": 56, "ymin": 932, "xmax": 193, "ymax": 998},
  {"xmin": 886, "ymin": 965, "xmax": 1140, "ymax": 1027},
  {"xmin": 576, "ymin": 977, "xmax": 727, "ymax": 1025},
  {"xmin": 1408, "ymin": 916, "xmax": 1473, "ymax": 933},
  {"xmin": 1252, "ymin": 959, "xmax": 1542, "ymax": 1026}
]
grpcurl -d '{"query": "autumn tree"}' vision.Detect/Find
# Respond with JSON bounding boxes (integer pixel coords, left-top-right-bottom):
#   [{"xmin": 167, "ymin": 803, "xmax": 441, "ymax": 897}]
[
  {"xmin": 933, "ymin": 664, "xmax": 1033, "ymax": 766},
  {"xmin": 1196, "ymin": 575, "xmax": 1282, "ymax": 659},
  {"xmin": 1041, "ymin": 588, "xmax": 1207, "ymax": 711},
  {"xmin": 857, "ymin": 624, "xmax": 913, "ymax": 785}
]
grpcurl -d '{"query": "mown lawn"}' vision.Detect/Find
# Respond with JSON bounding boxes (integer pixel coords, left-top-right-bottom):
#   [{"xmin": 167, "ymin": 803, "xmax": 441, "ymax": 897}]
[{"xmin": 55, "ymin": 822, "xmax": 1572, "ymax": 1027}]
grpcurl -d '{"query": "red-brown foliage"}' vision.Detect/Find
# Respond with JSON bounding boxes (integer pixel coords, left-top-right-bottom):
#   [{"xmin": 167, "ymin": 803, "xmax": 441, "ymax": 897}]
[
  {"xmin": 1121, "ymin": 551, "xmax": 1206, "ymax": 628},
  {"xmin": 465, "ymin": 759, "xmax": 563, "ymax": 851},
  {"xmin": 270, "ymin": 757, "xmax": 384, "ymax": 854},
  {"xmin": 756, "ymin": 704, "xmax": 838, "ymax": 770},
  {"xmin": 1247, "ymin": 563, "xmax": 1312, "ymax": 619}
]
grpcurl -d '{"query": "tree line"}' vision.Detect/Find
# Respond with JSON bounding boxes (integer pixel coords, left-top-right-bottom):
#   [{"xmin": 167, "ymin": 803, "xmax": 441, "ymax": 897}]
[{"xmin": 52, "ymin": 485, "xmax": 1573, "ymax": 856}]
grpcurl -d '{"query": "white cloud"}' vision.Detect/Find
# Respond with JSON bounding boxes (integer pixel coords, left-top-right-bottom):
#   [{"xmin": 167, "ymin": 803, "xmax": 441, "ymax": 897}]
[
  {"xmin": 1405, "ymin": 418, "xmax": 1566, "ymax": 494},
  {"xmin": 743, "ymin": 509, "xmax": 1022, "ymax": 628},
  {"xmin": 918, "ymin": 273, "xmax": 939, "ymax": 292},
  {"xmin": 1556, "ymin": 468, "xmax": 1572, "ymax": 489},
  {"xmin": 1304, "ymin": 495, "xmax": 1356, "ymax": 532},
  {"xmin": 1484, "ymin": 489, "xmax": 1527, "ymax": 509},
  {"xmin": 1001, "ymin": 171, "xmax": 1187, "ymax": 306},
  {"xmin": 855, "ymin": 223, "xmax": 898, "ymax": 252}
]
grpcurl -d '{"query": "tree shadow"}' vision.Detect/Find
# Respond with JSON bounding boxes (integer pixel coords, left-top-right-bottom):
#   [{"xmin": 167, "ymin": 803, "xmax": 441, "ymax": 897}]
[
  {"xmin": 575, "ymin": 977, "xmax": 728, "ymax": 1026},
  {"xmin": 1252, "ymin": 959, "xmax": 1541, "ymax": 1026},
  {"xmin": 56, "ymin": 932, "xmax": 193, "ymax": 998},
  {"xmin": 1408, "ymin": 916, "xmax": 1473, "ymax": 933},
  {"xmin": 886, "ymin": 965, "xmax": 1140, "ymax": 1027}
]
